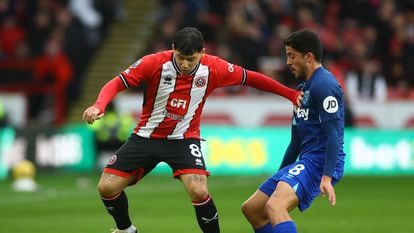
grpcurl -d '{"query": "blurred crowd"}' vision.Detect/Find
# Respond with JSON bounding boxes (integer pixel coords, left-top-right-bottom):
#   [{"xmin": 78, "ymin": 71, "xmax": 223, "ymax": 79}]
[
  {"xmin": 149, "ymin": 0, "xmax": 414, "ymax": 101},
  {"xmin": 1, "ymin": 0, "xmax": 414, "ymax": 127},
  {"xmin": 0, "ymin": 0, "xmax": 125, "ymax": 124}
]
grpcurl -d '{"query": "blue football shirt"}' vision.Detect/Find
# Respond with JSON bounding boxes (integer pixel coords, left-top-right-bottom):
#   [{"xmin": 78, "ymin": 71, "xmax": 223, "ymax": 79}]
[{"xmin": 293, "ymin": 66, "xmax": 346, "ymax": 178}]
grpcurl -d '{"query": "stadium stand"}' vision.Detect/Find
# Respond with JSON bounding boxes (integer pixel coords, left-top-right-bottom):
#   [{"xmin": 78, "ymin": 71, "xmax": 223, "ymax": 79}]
[{"xmin": 1, "ymin": 0, "xmax": 414, "ymax": 128}]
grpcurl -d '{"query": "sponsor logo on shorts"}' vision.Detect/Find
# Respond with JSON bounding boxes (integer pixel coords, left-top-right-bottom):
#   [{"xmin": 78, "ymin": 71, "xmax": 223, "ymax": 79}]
[
  {"xmin": 108, "ymin": 155, "xmax": 117, "ymax": 165},
  {"xmin": 195, "ymin": 158, "xmax": 204, "ymax": 167}
]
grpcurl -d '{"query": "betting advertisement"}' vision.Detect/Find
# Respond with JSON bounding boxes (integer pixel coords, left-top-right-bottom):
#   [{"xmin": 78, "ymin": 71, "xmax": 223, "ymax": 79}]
[
  {"xmin": 153, "ymin": 126, "xmax": 414, "ymax": 175},
  {"xmin": 0, "ymin": 125, "xmax": 96, "ymax": 180},
  {"xmin": 1, "ymin": 125, "xmax": 413, "ymax": 180}
]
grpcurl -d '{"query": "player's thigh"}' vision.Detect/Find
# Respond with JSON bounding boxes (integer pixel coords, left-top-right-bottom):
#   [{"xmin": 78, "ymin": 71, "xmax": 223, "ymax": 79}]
[
  {"xmin": 165, "ymin": 138, "xmax": 210, "ymax": 177},
  {"xmin": 105, "ymin": 134, "xmax": 159, "ymax": 183},
  {"xmin": 268, "ymin": 181, "xmax": 299, "ymax": 212},
  {"xmin": 242, "ymin": 189, "xmax": 270, "ymax": 215},
  {"xmin": 179, "ymin": 173, "xmax": 209, "ymax": 200}
]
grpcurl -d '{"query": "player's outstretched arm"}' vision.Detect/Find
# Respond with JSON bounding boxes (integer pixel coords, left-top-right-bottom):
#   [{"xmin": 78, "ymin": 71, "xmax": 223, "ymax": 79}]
[
  {"xmin": 245, "ymin": 70, "xmax": 302, "ymax": 106},
  {"xmin": 82, "ymin": 77, "xmax": 127, "ymax": 124}
]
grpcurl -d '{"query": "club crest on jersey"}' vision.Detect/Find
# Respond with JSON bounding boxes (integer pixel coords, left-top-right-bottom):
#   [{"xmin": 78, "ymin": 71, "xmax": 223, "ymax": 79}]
[
  {"xmin": 323, "ymin": 96, "xmax": 338, "ymax": 113},
  {"xmin": 302, "ymin": 90, "xmax": 310, "ymax": 105},
  {"xmin": 108, "ymin": 155, "xmax": 117, "ymax": 165},
  {"xmin": 195, "ymin": 76, "xmax": 206, "ymax": 87}
]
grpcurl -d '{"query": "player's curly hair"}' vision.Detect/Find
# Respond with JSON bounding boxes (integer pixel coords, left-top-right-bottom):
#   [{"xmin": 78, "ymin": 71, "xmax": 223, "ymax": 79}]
[
  {"xmin": 173, "ymin": 27, "xmax": 204, "ymax": 55},
  {"xmin": 284, "ymin": 29, "xmax": 323, "ymax": 62}
]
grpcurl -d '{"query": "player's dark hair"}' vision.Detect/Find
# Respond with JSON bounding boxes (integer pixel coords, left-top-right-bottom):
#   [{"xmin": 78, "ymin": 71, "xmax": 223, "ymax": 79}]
[
  {"xmin": 284, "ymin": 29, "xmax": 323, "ymax": 62},
  {"xmin": 173, "ymin": 27, "xmax": 204, "ymax": 55}
]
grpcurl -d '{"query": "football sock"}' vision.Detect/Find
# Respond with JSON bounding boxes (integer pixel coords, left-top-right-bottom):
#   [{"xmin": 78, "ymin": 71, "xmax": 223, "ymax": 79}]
[
  {"xmin": 192, "ymin": 194, "xmax": 220, "ymax": 233},
  {"xmin": 254, "ymin": 222, "xmax": 273, "ymax": 233},
  {"xmin": 273, "ymin": 221, "xmax": 297, "ymax": 233},
  {"xmin": 101, "ymin": 191, "xmax": 132, "ymax": 230}
]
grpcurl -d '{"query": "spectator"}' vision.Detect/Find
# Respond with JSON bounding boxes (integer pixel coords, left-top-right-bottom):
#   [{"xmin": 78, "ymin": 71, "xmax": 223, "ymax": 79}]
[{"xmin": 346, "ymin": 56, "xmax": 387, "ymax": 102}]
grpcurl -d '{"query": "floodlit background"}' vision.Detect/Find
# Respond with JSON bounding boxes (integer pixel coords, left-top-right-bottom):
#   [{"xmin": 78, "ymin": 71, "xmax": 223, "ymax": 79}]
[{"xmin": 0, "ymin": 0, "xmax": 413, "ymax": 232}]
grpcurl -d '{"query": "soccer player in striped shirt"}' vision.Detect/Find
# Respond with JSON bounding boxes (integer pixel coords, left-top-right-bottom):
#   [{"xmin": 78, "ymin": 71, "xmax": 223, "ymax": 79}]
[
  {"xmin": 82, "ymin": 27, "xmax": 302, "ymax": 233},
  {"xmin": 241, "ymin": 29, "xmax": 346, "ymax": 233}
]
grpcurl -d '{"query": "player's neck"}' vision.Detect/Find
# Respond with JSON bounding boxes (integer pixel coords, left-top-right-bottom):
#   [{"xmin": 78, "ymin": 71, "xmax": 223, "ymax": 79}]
[{"xmin": 305, "ymin": 63, "xmax": 322, "ymax": 80}]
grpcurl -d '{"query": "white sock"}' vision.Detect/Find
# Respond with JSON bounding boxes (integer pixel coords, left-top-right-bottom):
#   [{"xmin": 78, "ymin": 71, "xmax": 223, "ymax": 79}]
[{"xmin": 125, "ymin": 225, "xmax": 136, "ymax": 233}]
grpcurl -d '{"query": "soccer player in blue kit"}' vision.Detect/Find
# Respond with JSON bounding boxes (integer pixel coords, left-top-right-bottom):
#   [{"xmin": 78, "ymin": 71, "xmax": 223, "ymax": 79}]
[{"xmin": 241, "ymin": 29, "xmax": 346, "ymax": 233}]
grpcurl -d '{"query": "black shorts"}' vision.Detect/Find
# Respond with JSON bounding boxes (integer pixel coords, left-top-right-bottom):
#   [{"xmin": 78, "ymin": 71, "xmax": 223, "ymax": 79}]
[{"xmin": 104, "ymin": 134, "xmax": 210, "ymax": 183}]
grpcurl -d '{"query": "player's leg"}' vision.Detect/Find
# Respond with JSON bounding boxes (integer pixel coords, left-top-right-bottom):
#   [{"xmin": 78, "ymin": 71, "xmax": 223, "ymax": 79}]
[
  {"xmin": 98, "ymin": 134, "xmax": 158, "ymax": 233},
  {"xmin": 167, "ymin": 138, "xmax": 219, "ymax": 233},
  {"xmin": 180, "ymin": 173, "xmax": 219, "ymax": 233},
  {"xmin": 98, "ymin": 172, "xmax": 138, "ymax": 233},
  {"xmin": 241, "ymin": 190, "xmax": 273, "ymax": 233},
  {"xmin": 265, "ymin": 181, "xmax": 299, "ymax": 233}
]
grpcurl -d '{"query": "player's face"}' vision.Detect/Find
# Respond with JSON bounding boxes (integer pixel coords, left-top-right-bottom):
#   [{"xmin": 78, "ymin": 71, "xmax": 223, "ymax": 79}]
[
  {"xmin": 173, "ymin": 49, "xmax": 205, "ymax": 75},
  {"xmin": 285, "ymin": 46, "xmax": 308, "ymax": 81}
]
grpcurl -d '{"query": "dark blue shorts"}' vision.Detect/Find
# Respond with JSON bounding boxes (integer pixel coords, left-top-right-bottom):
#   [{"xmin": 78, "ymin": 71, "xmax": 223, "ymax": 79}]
[{"xmin": 259, "ymin": 158, "xmax": 342, "ymax": 211}]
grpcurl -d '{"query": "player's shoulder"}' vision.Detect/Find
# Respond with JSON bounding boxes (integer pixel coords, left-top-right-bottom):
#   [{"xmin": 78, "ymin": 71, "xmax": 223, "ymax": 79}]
[
  {"xmin": 200, "ymin": 53, "xmax": 222, "ymax": 65},
  {"xmin": 313, "ymin": 67, "xmax": 339, "ymax": 87}
]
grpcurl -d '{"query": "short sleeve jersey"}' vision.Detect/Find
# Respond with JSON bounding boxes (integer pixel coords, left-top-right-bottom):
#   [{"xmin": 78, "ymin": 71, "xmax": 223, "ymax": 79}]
[
  {"xmin": 293, "ymin": 67, "xmax": 346, "ymax": 163},
  {"xmin": 118, "ymin": 50, "xmax": 247, "ymax": 139}
]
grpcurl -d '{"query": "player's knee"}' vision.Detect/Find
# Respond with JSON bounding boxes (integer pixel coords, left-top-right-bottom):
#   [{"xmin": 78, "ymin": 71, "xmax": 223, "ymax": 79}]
[
  {"xmin": 97, "ymin": 180, "xmax": 119, "ymax": 198},
  {"xmin": 241, "ymin": 200, "xmax": 253, "ymax": 217},
  {"xmin": 188, "ymin": 186, "xmax": 209, "ymax": 201},
  {"xmin": 242, "ymin": 200, "xmax": 267, "ymax": 226}
]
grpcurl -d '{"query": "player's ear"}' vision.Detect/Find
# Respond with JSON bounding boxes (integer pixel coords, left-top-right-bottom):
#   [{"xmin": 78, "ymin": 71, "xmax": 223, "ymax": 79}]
[
  {"xmin": 201, "ymin": 48, "xmax": 206, "ymax": 54},
  {"xmin": 172, "ymin": 44, "xmax": 175, "ymax": 51},
  {"xmin": 305, "ymin": 52, "xmax": 313, "ymax": 63}
]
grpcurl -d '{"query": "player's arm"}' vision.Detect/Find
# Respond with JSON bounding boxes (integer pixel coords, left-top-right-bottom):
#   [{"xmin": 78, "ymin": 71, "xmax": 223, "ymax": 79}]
[
  {"xmin": 319, "ymin": 119, "xmax": 341, "ymax": 205},
  {"xmin": 321, "ymin": 119, "xmax": 341, "ymax": 177},
  {"xmin": 82, "ymin": 77, "xmax": 127, "ymax": 124},
  {"xmin": 245, "ymin": 70, "xmax": 302, "ymax": 106},
  {"xmin": 278, "ymin": 124, "xmax": 300, "ymax": 170}
]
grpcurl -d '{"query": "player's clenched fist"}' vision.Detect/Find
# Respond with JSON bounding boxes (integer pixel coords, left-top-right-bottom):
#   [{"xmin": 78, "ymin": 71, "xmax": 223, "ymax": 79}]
[{"xmin": 82, "ymin": 106, "xmax": 104, "ymax": 124}]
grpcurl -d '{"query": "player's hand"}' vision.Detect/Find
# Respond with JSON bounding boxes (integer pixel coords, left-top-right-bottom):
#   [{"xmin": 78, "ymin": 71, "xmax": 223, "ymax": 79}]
[
  {"xmin": 320, "ymin": 175, "xmax": 336, "ymax": 206},
  {"xmin": 82, "ymin": 106, "xmax": 104, "ymax": 124},
  {"xmin": 295, "ymin": 91, "xmax": 304, "ymax": 107}
]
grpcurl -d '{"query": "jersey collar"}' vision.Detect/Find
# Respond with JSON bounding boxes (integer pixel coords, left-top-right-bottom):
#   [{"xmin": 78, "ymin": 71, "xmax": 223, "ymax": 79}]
[{"xmin": 172, "ymin": 54, "xmax": 200, "ymax": 76}]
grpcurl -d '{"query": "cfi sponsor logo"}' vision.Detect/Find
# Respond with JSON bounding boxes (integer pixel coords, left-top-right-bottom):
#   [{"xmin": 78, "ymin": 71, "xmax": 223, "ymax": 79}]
[
  {"xmin": 108, "ymin": 155, "xmax": 117, "ymax": 165},
  {"xmin": 195, "ymin": 76, "xmax": 206, "ymax": 87}
]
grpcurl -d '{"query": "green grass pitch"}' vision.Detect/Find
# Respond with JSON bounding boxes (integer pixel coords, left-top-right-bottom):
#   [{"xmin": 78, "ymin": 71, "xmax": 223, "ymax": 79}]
[{"xmin": 0, "ymin": 172, "xmax": 413, "ymax": 233}]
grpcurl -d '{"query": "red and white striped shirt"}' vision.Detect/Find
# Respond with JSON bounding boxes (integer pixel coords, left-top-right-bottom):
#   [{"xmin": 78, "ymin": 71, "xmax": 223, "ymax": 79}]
[{"xmin": 93, "ymin": 50, "xmax": 298, "ymax": 140}]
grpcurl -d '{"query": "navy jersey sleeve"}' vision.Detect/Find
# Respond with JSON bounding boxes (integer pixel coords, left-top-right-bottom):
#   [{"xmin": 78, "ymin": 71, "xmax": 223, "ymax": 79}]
[
  {"xmin": 313, "ymin": 73, "xmax": 344, "ymax": 177},
  {"xmin": 320, "ymin": 119, "xmax": 341, "ymax": 177},
  {"xmin": 313, "ymin": 79, "xmax": 342, "ymax": 123}
]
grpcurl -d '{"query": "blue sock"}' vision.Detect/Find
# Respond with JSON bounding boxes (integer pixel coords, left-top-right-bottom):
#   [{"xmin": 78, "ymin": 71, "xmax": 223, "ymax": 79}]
[
  {"xmin": 254, "ymin": 223, "xmax": 273, "ymax": 233},
  {"xmin": 273, "ymin": 221, "xmax": 297, "ymax": 233}
]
